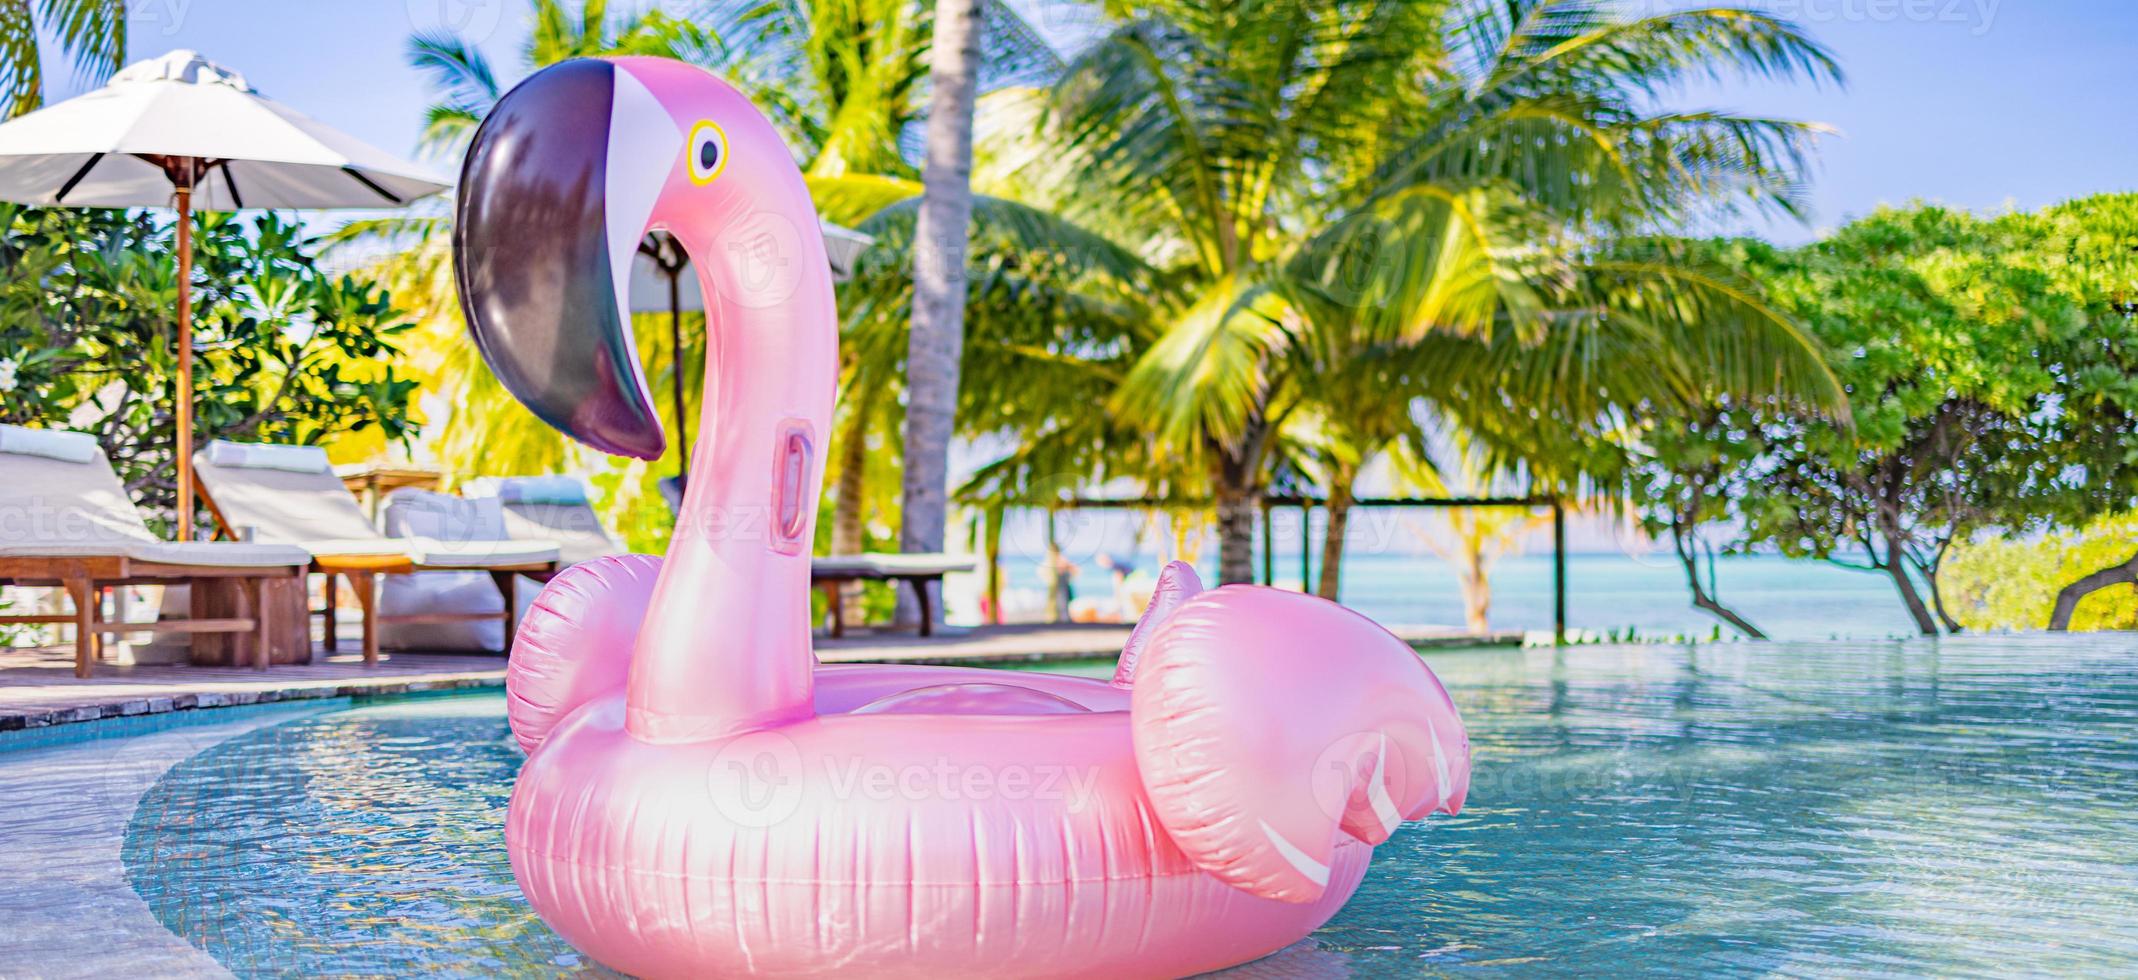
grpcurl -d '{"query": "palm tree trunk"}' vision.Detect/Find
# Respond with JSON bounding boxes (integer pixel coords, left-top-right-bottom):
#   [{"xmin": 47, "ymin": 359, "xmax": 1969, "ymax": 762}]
[
  {"xmin": 1315, "ymin": 466, "xmax": 1355, "ymax": 600},
  {"xmin": 1461, "ymin": 547, "xmax": 1491, "ymax": 633},
  {"xmin": 831, "ymin": 392, "xmax": 873, "ymax": 625},
  {"xmin": 895, "ymin": 0, "xmax": 984, "ymax": 627},
  {"xmin": 1212, "ymin": 446, "xmax": 1263, "ymax": 586},
  {"xmin": 2049, "ymin": 550, "xmax": 2138, "ymax": 630}
]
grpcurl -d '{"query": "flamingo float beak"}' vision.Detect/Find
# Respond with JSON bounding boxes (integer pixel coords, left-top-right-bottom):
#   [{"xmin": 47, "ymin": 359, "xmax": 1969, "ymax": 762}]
[{"xmin": 454, "ymin": 58, "xmax": 673, "ymax": 460}]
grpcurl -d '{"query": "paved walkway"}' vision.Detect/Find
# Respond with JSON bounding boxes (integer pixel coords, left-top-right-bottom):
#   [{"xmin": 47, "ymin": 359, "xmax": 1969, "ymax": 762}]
[
  {"xmin": 0, "ymin": 648, "xmax": 505, "ymax": 732},
  {"xmin": 0, "ymin": 705, "xmax": 327, "ymax": 978}
]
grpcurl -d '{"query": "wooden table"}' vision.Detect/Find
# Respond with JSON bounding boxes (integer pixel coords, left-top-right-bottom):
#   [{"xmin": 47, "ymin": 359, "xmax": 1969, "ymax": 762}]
[
  {"xmin": 334, "ymin": 464, "xmax": 445, "ymax": 519},
  {"xmin": 811, "ymin": 558, "xmax": 975, "ymax": 639}
]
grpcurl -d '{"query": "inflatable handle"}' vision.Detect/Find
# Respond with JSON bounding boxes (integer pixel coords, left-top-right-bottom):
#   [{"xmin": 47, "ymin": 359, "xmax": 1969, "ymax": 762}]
[{"xmin": 1130, "ymin": 586, "xmax": 1470, "ymax": 903}]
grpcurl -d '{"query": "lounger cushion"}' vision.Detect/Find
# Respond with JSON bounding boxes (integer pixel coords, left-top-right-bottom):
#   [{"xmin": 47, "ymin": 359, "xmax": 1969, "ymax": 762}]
[
  {"xmin": 377, "ymin": 488, "xmax": 549, "ymax": 653},
  {"xmin": 403, "ymin": 537, "xmax": 561, "ymax": 567},
  {"xmin": 0, "ymin": 446, "xmax": 307, "ymax": 568},
  {"xmin": 203, "ymin": 439, "xmax": 332, "ymax": 473},
  {"xmin": 501, "ymin": 502, "xmax": 622, "ymax": 567},
  {"xmin": 0, "ymin": 424, "xmax": 100, "ymax": 463},
  {"xmin": 494, "ymin": 475, "xmax": 589, "ymax": 505},
  {"xmin": 465, "ymin": 476, "xmax": 623, "ymax": 567},
  {"xmin": 294, "ymin": 536, "xmax": 561, "ymax": 567},
  {"xmin": 121, "ymin": 540, "xmax": 311, "ymax": 568},
  {"xmin": 192, "ymin": 452, "xmax": 382, "ymax": 542},
  {"xmin": 1, "ymin": 448, "xmax": 163, "ymax": 550}
]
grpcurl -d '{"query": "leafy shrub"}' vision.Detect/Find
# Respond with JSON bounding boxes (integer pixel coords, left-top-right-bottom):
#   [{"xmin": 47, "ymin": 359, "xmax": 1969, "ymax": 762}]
[
  {"xmin": 0, "ymin": 205, "xmax": 419, "ymax": 530},
  {"xmin": 1944, "ymin": 514, "xmax": 2138, "ymax": 631}
]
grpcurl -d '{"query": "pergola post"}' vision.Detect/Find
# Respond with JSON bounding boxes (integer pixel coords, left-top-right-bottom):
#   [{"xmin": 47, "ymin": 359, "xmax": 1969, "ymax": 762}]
[
  {"xmin": 1299, "ymin": 503, "xmax": 1311, "ymax": 592},
  {"xmin": 1552, "ymin": 499, "xmax": 1568, "ymax": 645},
  {"xmin": 1260, "ymin": 499, "xmax": 1274, "ymax": 586},
  {"xmin": 984, "ymin": 504, "xmax": 1004, "ymax": 625}
]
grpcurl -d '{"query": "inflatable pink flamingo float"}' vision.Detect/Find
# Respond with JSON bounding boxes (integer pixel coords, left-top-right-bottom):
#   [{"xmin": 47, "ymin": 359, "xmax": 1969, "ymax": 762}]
[{"xmin": 453, "ymin": 57, "xmax": 1470, "ymax": 978}]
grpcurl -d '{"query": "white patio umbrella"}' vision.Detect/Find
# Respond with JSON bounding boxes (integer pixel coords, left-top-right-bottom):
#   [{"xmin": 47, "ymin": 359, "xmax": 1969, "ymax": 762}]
[
  {"xmin": 0, "ymin": 49, "xmax": 449, "ymax": 539},
  {"xmin": 630, "ymin": 222, "xmax": 872, "ymax": 474}
]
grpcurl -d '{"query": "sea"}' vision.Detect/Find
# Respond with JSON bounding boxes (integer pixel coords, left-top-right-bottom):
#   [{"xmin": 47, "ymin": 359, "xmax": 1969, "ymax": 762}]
[{"xmin": 975, "ymin": 550, "xmax": 1925, "ymax": 642}]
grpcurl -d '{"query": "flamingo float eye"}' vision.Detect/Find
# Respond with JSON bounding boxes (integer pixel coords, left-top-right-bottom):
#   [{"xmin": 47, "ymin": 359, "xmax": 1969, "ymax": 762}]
[{"xmin": 689, "ymin": 120, "xmax": 728, "ymax": 184}]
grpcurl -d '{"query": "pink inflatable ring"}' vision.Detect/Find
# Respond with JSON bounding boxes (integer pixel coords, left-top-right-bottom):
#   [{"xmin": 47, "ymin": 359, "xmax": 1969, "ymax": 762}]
[{"xmin": 454, "ymin": 56, "xmax": 1471, "ymax": 978}]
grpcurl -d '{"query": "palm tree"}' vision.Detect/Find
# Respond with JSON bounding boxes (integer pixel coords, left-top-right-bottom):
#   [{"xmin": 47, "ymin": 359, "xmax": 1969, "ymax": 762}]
[
  {"xmin": 897, "ymin": 0, "xmax": 984, "ymax": 624},
  {"xmin": 1028, "ymin": 0, "xmax": 1846, "ymax": 584},
  {"xmin": 1388, "ymin": 441, "xmax": 1554, "ymax": 632},
  {"xmin": 0, "ymin": 0, "xmax": 125, "ymax": 118},
  {"xmin": 409, "ymin": 0, "xmax": 719, "ymax": 156}
]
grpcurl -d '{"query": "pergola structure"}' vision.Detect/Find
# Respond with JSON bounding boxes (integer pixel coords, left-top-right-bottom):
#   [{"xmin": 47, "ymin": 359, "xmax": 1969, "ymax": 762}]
[{"xmin": 992, "ymin": 495, "xmax": 1571, "ymax": 644}]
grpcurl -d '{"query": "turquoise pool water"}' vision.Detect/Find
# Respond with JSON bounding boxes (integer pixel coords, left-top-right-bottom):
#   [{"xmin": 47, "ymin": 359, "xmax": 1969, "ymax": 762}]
[{"xmin": 115, "ymin": 636, "xmax": 2138, "ymax": 976}]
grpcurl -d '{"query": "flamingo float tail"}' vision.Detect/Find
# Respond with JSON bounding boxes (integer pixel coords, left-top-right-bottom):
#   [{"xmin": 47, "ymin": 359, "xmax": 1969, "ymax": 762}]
[{"xmin": 1128, "ymin": 581, "xmax": 1472, "ymax": 904}]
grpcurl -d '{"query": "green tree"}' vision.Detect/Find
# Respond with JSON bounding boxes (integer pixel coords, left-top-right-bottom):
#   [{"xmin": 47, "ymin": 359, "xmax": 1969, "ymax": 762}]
[
  {"xmin": 897, "ymin": 0, "xmax": 984, "ymax": 624},
  {"xmin": 0, "ymin": 0, "xmax": 124, "ymax": 118},
  {"xmin": 409, "ymin": 0, "xmax": 720, "ymax": 156},
  {"xmin": 1668, "ymin": 204, "xmax": 2129, "ymax": 636},
  {"xmin": 0, "ymin": 205, "xmax": 418, "ymax": 523},
  {"xmin": 2017, "ymin": 195, "xmax": 2138, "ymax": 628},
  {"xmin": 1027, "ymin": 0, "xmax": 1843, "ymax": 584},
  {"xmin": 1944, "ymin": 514, "xmax": 2138, "ymax": 632}
]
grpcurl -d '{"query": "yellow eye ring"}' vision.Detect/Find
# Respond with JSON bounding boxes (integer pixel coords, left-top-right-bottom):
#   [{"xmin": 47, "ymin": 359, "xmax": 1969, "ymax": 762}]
[{"xmin": 688, "ymin": 120, "xmax": 729, "ymax": 185}]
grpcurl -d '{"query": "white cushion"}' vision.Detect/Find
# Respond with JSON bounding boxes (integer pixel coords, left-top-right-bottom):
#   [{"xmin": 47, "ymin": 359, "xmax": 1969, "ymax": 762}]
[
  {"xmin": 493, "ymin": 475, "xmax": 589, "ymax": 505},
  {"xmin": 203, "ymin": 439, "xmax": 331, "ymax": 473},
  {"xmin": 0, "ymin": 424, "xmax": 99, "ymax": 463}
]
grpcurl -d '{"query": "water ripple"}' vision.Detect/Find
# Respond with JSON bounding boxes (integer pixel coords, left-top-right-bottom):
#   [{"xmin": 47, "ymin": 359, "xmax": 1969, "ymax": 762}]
[{"xmin": 120, "ymin": 636, "xmax": 2138, "ymax": 976}]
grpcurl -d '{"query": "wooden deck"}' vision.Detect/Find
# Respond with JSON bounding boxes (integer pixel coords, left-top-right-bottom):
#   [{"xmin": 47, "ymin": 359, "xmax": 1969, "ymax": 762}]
[{"xmin": 2, "ymin": 622, "xmax": 1515, "ymax": 733}]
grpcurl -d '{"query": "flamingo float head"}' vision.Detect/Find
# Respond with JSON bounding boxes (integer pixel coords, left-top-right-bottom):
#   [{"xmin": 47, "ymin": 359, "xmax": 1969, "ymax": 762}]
[{"xmin": 456, "ymin": 58, "xmax": 837, "ymax": 741}]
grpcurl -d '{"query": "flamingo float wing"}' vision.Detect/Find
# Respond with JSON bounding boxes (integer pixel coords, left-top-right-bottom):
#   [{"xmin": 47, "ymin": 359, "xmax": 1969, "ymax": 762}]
[{"xmin": 505, "ymin": 554, "xmax": 659, "ymax": 753}]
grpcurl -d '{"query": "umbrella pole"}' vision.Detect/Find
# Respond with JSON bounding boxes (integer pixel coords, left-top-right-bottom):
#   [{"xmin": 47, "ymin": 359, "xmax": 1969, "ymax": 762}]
[
  {"xmin": 174, "ymin": 182, "xmax": 195, "ymax": 541},
  {"xmin": 669, "ymin": 268, "xmax": 690, "ymax": 475}
]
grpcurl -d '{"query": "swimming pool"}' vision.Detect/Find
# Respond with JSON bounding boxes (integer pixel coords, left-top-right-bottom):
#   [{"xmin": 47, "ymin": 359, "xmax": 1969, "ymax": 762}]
[{"xmin": 12, "ymin": 635, "xmax": 2138, "ymax": 975}]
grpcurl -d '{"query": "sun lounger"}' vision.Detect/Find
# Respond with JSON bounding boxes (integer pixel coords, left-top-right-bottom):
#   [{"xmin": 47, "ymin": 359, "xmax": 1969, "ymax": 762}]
[
  {"xmin": 467, "ymin": 476, "xmax": 625, "ymax": 567},
  {"xmin": 812, "ymin": 553, "xmax": 976, "ymax": 638},
  {"xmin": 377, "ymin": 483, "xmax": 621, "ymax": 651},
  {"xmin": 190, "ymin": 441, "xmax": 560, "ymax": 663},
  {"xmin": 0, "ymin": 426, "xmax": 309, "ymax": 677}
]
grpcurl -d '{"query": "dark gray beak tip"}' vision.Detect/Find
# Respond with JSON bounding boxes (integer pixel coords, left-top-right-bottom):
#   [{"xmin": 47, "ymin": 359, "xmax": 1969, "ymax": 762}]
[{"xmin": 453, "ymin": 58, "xmax": 668, "ymax": 460}]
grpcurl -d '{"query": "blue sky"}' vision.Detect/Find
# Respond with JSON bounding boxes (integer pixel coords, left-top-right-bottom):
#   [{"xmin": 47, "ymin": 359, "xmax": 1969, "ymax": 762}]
[{"xmin": 40, "ymin": 0, "xmax": 2138, "ymax": 243}]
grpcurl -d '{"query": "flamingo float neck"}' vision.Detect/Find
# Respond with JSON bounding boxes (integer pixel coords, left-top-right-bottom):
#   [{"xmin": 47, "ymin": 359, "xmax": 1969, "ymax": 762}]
[{"xmin": 455, "ymin": 56, "xmax": 838, "ymax": 742}]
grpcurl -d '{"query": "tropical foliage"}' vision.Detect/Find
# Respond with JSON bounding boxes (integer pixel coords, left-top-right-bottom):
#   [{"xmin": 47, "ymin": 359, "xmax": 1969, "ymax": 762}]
[
  {"xmin": 0, "ymin": 0, "xmax": 125, "ymax": 118},
  {"xmin": 1943, "ymin": 514, "xmax": 2138, "ymax": 633},
  {"xmin": 1646, "ymin": 196, "xmax": 2138, "ymax": 635},
  {"xmin": 0, "ymin": 205, "xmax": 418, "ymax": 524},
  {"xmin": 963, "ymin": 0, "xmax": 1847, "ymax": 584}
]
